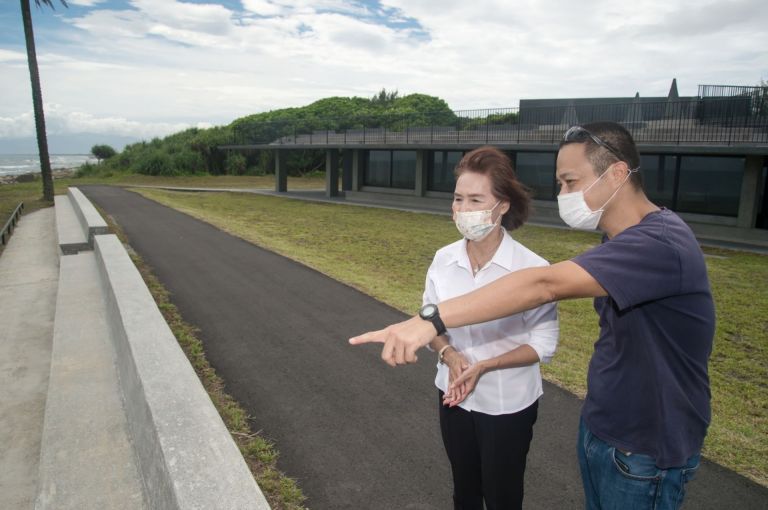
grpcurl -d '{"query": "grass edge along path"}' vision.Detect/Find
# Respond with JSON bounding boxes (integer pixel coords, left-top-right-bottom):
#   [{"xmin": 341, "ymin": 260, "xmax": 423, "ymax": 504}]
[
  {"xmin": 99, "ymin": 208, "xmax": 309, "ymax": 510},
  {"xmin": 131, "ymin": 187, "xmax": 768, "ymax": 489}
]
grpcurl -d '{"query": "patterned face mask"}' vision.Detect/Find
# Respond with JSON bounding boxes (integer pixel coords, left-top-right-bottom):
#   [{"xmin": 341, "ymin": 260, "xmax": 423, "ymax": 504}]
[{"xmin": 454, "ymin": 201, "xmax": 501, "ymax": 241}]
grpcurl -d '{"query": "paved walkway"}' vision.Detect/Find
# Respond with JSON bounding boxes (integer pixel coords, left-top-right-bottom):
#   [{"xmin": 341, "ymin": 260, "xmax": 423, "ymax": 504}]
[
  {"xmin": 80, "ymin": 185, "xmax": 768, "ymax": 509},
  {"xmin": 0, "ymin": 208, "xmax": 58, "ymax": 509}
]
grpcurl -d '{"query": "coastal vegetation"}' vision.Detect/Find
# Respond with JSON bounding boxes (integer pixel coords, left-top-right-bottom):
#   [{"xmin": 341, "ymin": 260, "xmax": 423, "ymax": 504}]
[{"xmin": 85, "ymin": 89, "xmax": 456, "ymax": 178}]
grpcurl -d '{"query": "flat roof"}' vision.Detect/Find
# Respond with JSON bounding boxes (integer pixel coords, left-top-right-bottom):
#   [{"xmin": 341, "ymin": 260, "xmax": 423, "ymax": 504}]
[{"xmin": 221, "ymin": 142, "xmax": 768, "ymax": 156}]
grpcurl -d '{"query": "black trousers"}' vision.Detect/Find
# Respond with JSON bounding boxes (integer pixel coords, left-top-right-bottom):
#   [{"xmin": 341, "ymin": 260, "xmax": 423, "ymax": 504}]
[{"xmin": 438, "ymin": 392, "xmax": 539, "ymax": 510}]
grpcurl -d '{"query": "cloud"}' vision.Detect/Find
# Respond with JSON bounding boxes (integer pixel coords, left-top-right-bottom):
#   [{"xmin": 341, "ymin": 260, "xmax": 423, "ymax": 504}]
[
  {"xmin": 67, "ymin": 0, "xmax": 109, "ymax": 6},
  {"xmin": 0, "ymin": 49, "xmax": 27, "ymax": 63},
  {"xmin": 0, "ymin": 104, "xmax": 208, "ymax": 139},
  {"xmin": 1, "ymin": 0, "xmax": 766, "ymax": 144}
]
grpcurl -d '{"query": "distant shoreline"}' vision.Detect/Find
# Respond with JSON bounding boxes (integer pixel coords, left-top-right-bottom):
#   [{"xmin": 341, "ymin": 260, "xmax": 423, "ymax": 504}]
[
  {"xmin": 0, "ymin": 154, "xmax": 97, "ymax": 179},
  {"xmin": 0, "ymin": 168, "xmax": 78, "ymax": 185}
]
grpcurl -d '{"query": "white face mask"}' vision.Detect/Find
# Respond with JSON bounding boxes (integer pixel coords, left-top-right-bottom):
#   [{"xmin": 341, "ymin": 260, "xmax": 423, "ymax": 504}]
[
  {"xmin": 454, "ymin": 201, "xmax": 501, "ymax": 241},
  {"xmin": 557, "ymin": 167, "xmax": 633, "ymax": 230}
]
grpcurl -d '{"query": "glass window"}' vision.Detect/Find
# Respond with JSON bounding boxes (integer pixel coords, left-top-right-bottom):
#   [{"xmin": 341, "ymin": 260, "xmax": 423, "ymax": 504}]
[
  {"xmin": 754, "ymin": 158, "xmax": 767, "ymax": 229},
  {"xmin": 365, "ymin": 150, "xmax": 391, "ymax": 187},
  {"xmin": 515, "ymin": 152, "xmax": 556, "ymax": 200},
  {"xmin": 428, "ymin": 151, "xmax": 461, "ymax": 192},
  {"xmin": 392, "ymin": 151, "xmax": 417, "ymax": 189},
  {"xmin": 677, "ymin": 156, "xmax": 744, "ymax": 216},
  {"xmin": 640, "ymin": 154, "xmax": 676, "ymax": 209}
]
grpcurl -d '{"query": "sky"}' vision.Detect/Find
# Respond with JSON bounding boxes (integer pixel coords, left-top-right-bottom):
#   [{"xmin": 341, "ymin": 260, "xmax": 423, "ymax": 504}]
[{"xmin": 1, "ymin": 0, "xmax": 767, "ymax": 148}]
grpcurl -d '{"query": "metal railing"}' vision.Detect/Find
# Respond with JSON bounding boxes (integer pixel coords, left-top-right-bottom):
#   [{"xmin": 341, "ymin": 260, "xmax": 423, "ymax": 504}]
[
  {"xmin": 227, "ymin": 97, "xmax": 768, "ymax": 148},
  {"xmin": 1, "ymin": 202, "xmax": 24, "ymax": 247}
]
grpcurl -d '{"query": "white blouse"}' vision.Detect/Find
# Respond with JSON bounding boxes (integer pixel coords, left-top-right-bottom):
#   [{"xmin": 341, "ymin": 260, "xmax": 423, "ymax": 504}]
[{"xmin": 423, "ymin": 231, "xmax": 559, "ymax": 415}]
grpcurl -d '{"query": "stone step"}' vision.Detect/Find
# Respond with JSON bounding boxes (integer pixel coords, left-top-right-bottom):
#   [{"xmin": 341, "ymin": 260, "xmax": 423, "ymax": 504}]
[
  {"xmin": 36, "ymin": 251, "xmax": 146, "ymax": 509},
  {"xmin": 53, "ymin": 196, "xmax": 88, "ymax": 255}
]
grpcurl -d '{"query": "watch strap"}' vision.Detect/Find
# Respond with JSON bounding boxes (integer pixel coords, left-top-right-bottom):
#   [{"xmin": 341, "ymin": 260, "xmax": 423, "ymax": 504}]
[{"xmin": 430, "ymin": 313, "xmax": 447, "ymax": 336}]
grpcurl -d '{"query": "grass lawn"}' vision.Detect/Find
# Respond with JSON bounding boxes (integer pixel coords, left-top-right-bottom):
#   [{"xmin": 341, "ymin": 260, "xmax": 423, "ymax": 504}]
[
  {"xmin": 0, "ymin": 174, "xmax": 324, "ymax": 246},
  {"xmin": 0, "ymin": 172, "xmax": 323, "ymax": 215},
  {"xmin": 131, "ymin": 187, "xmax": 768, "ymax": 488}
]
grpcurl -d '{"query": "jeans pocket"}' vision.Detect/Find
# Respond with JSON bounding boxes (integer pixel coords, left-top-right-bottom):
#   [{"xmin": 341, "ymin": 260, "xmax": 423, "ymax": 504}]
[
  {"xmin": 680, "ymin": 455, "xmax": 701, "ymax": 484},
  {"xmin": 612, "ymin": 449, "xmax": 662, "ymax": 481}
]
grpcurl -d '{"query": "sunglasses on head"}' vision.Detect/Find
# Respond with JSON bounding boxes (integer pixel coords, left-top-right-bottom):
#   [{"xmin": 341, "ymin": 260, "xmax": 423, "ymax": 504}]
[{"xmin": 562, "ymin": 126, "xmax": 626, "ymax": 164}]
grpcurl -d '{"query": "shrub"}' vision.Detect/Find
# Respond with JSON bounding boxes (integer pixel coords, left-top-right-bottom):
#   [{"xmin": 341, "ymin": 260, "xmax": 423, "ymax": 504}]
[
  {"xmin": 136, "ymin": 150, "xmax": 177, "ymax": 176},
  {"xmin": 173, "ymin": 150, "xmax": 206, "ymax": 174},
  {"xmin": 75, "ymin": 161, "xmax": 100, "ymax": 177},
  {"xmin": 225, "ymin": 152, "xmax": 247, "ymax": 175}
]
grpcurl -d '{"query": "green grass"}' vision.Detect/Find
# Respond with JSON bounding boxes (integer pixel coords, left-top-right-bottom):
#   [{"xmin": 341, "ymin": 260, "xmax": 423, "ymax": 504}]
[
  {"xmin": 0, "ymin": 180, "xmax": 53, "ymax": 220},
  {"xmin": 0, "ymin": 172, "xmax": 324, "ymax": 216},
  {"xmin": 0, "ymin": 174, "xmax": 323, "ymax": 249},
  {"xmin": 132, "ymin": 187, "xmax": 768, "ymax": 488}
]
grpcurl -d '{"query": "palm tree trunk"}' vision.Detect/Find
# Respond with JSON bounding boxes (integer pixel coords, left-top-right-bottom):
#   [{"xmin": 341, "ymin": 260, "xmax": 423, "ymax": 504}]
[{"xmin": 20, "ymin": 0, "xmax": 54, "ymax": 202}]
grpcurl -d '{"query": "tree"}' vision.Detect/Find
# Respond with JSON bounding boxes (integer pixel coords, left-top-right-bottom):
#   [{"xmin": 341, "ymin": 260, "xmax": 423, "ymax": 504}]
[
  {"xmin": 371, "ymin": 88, "xmax": 399, "ymax": 105},
  {"xmin": 20, "ymin": 0, "xmax": 67, "ymax": 202},
  {"xmin": 91, "ymin": 144, "xmax": 117, "ymax": 163}
]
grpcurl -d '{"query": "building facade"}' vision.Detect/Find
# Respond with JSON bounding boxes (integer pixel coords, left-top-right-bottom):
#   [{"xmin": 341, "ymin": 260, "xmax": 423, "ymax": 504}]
[{"xmin": 223, "ymin": 82, "xmax": 768, "ymax": 248}]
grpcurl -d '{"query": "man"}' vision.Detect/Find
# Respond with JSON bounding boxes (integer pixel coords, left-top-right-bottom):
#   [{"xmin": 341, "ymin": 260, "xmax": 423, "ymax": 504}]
[{"xmin": 350, "ymin": 121, "xmax": 715, "ymax": 510}]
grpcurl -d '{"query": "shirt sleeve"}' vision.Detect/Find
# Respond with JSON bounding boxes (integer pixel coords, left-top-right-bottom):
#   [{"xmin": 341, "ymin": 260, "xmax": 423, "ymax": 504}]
[
  {"xmin": 423, "ymin": 259, "xmax": 439, "ymax": 352},
  {"xmin": 522, "ymin": 302, "xmax": 559, "ymax": 363},
  {"xmin": 572, "ymin": 228, "xmax": 682, "ymax": 311}
]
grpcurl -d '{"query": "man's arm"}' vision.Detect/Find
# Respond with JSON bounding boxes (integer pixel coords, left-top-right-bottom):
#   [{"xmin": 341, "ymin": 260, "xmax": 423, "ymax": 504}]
[
  {"xmin": 440, "ymin": 260, "xmax": 603, "ymax": 328},
  {"xmin": 349, "ymin": 260, "xmax": 605, "ymax": 366}
]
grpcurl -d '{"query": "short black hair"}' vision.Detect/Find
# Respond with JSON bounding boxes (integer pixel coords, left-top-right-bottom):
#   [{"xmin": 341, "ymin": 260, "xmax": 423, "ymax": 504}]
[{"xmin": 560, "ymin": 121, "xmax": 643, "ymax": 190}]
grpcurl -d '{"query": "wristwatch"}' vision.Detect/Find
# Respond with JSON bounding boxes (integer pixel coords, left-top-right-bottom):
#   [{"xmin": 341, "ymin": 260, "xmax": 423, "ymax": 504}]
[{"xmin": 419, "ymin": 304, "xmax": 447, "ymax": 336}]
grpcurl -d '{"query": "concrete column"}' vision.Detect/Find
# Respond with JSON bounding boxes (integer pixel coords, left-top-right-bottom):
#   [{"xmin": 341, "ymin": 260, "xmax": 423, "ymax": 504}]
[
  {"xmin": 415, "ymin": 150, "xmax": 427, "ymax": 196},
  {"xmin": 325, "ymin": 149, "xmax": 340, "ymax": 198},
  {"xmin": 274, "ymin": 151, "xmax": 287, "ymax": 192},
  {"xmin": 351, "ymin": 149, "xmax": 364, "ymax": 191},
  {"xmin": 342, "ymin": 150, "xmax": 353, "ymax": 191},
  {"xmin": 737, "ymin": 155, "xmax": 762, "ymax": 228}
]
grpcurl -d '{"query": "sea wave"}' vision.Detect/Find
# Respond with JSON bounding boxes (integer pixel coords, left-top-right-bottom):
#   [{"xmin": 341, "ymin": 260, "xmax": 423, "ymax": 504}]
[{"xmin": 0, "ymin": 154, "xmax": 98, "ymax": 176}]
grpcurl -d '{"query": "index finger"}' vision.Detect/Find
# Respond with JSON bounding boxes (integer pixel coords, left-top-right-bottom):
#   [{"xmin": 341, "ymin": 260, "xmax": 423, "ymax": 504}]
[{"xmin": 349, "ymin": 329, "xmax": 387, "ymax": 345}]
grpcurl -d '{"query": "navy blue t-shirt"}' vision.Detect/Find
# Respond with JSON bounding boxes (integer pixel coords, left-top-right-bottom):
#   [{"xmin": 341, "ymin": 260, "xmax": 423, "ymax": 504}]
[{"xmin": 572, "ymin": 209, "xmax": 715, "ymax": 468}]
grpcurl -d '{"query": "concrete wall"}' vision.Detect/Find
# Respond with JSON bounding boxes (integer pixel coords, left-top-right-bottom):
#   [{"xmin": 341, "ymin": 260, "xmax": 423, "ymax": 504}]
[{"xmin": 47, "ymin": 189, "xmax": 271, "ymax": 509}]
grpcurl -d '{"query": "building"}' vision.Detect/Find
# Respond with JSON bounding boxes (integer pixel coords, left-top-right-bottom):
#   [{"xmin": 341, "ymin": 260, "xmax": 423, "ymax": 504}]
[{"xmin": 222, "ymin": 80, "xmax": 768, "ymax": 249}]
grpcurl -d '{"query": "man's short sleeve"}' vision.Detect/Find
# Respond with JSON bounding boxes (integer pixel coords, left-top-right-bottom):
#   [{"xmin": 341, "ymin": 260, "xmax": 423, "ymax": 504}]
[{"xmin": 572, "ymin": 227, "xmax": 682, "ymax": 311}]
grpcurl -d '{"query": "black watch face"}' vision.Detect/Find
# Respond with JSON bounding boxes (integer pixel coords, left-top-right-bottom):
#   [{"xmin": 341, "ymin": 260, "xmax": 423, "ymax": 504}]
[{"xmin": 421, "ymin": 304, "xmax": 437, "ymax": 318}]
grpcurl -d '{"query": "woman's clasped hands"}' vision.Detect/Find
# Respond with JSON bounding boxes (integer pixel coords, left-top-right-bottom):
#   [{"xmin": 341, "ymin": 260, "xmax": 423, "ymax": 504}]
[{"xmin": 442, "ymin": 348, "xmax": 486, "ymax": 407}]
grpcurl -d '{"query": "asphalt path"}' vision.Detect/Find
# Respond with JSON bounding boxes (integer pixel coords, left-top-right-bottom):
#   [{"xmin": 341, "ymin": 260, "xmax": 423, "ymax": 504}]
[{"xmin": 81, "ymin": 185, "xmax": 767, "ymax": 510}]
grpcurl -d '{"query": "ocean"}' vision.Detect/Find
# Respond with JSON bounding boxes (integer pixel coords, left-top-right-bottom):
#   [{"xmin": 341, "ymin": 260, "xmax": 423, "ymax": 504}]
[{"xmin": 0, "ymin": 154, "xmax": 98, "ymax": 176}]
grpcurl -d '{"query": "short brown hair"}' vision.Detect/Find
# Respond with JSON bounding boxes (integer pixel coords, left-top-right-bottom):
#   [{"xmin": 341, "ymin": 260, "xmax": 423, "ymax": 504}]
[{"xmin": 454, "ymin": 146, "xmax": 531, "ymax": 230}]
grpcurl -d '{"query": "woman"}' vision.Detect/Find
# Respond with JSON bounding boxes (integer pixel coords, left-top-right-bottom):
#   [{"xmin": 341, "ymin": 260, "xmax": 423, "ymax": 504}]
[{"xmin": 424, "ymin": 146, "xmax": 559, "ymax": 510}]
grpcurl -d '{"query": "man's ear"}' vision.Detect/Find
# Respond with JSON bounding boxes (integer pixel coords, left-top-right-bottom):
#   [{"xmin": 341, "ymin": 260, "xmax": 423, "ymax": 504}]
[{"xmin": 609, "ymin": 161, "xmax": 631, "ymax": 182}]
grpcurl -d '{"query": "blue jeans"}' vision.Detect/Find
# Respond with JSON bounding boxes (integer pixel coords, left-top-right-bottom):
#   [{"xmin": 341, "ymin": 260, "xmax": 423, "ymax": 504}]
[{"xmin": 578, "ymin": 418, "xmax": 700, "ymax": 510}]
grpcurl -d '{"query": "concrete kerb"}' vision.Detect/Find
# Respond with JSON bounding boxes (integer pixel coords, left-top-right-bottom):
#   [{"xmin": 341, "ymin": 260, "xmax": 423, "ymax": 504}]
[
  {"xmin": 54, "ymin": 187, "xmax": 109, "ymax": 255},
  {"xmin": 94, "ymin": 234, "xmax": 270, "ymax": 509},
  {"xmin": 68, "ymin": 187, "xmax": 108, "ymax": 248}
]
